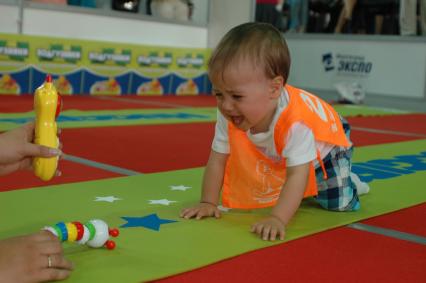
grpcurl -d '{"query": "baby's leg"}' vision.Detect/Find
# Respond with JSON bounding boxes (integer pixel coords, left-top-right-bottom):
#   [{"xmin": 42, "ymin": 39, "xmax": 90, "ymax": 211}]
[
  {"xmin": 314, "ymin": 146, "xmax": 360, "ymax": 211},
  {"xmin": 341, "ymin": 116, "xmax": 370, "ymax": 195},
  {"xmin": 314, "ymin": 116, "xmax": 369, "ymax": 211}
]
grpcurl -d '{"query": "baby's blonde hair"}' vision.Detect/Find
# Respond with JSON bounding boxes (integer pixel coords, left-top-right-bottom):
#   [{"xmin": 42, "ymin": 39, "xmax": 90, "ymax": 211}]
[{"xmin": 208, "ymin": 22, "xmax": 291, "ymax": 85}]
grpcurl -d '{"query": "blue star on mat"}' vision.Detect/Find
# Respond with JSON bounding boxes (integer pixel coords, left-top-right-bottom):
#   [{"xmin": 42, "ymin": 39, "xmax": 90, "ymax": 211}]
[{"xmin": 120, "ymin": 214, "xmax": 177, "ymax": 231}]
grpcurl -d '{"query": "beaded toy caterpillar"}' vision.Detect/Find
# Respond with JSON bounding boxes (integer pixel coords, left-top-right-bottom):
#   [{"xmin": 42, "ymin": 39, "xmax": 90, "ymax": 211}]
[
  {"xmin": 43, "ymin": 219, "xmax": 119, "ymax": 250},
  {"xmin": 33, "ymin": 75, "xmax": 62, "ymax": 181}
]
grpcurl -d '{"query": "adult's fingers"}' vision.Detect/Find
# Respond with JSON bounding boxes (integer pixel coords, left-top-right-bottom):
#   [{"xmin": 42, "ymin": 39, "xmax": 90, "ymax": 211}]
[
  {"xmin": 31, "ymin": 230, "xmax": 58, "ymax": 242},
  {"xmin": 18, "ymin": 158, "xmax": 32, "ymax": 171},
  {"xmin": 24, "ymin": 143, "xmax": 61, "ymax": 158},
  {"xmin": 23, "ymin": 122, "xmax": 36, "ymax": 142},
  {"xmin": 0, "ymin": 162, "xmax": 21, "ymax": 176},
  {"xmin": 32, "ymin": 231, "xmax": 63, "ymax": 256},
  {"xmin": 36, "ymin": 268, "xmax": 71, "ymax": 282},
  {"xmin": 47, "ymin": 254, "xmax": 74, "ymax": 270},
  {"xmin": 38, "ymin": 240, "xmax": 63, "ymax": 256}
]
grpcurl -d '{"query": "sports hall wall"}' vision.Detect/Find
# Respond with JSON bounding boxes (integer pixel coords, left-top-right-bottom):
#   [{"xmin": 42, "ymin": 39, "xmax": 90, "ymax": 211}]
[{"xmin": 286, "ymin": 35, "xmax": 426, "ymax": 99}]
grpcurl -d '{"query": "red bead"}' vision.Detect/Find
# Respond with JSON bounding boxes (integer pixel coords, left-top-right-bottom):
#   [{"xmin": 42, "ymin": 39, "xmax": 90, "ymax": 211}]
[
  {"xmin": 72, "ymin": 221, "xmax": 84, "ymax": 241},
  {"xmin": 105, "ymin": 240, "xmax": 116, "ymax": 250},
  {"xmin": 109, "ymin": 228, "xmax": 119, "ymax": 237}
]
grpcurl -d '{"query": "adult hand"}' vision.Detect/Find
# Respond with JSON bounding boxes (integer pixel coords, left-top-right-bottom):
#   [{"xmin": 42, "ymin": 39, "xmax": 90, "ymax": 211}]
[
  {"xmin": 0, "ymin": 122, "xmax": 61, "ymax": 176},
  {"xmin": 0, "ymin": 231, "xmax": 73, "ymax": 283}
]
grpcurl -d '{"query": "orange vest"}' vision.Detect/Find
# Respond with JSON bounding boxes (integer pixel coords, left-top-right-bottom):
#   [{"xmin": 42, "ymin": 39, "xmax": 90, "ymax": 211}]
[{"xmin": 222, "ymin": 85, "xmax": 350, "ymax": 209}]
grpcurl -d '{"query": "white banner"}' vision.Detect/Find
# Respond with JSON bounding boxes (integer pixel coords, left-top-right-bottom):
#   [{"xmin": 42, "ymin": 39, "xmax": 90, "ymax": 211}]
[{"xmin": 286, "ymin": 37, "xmax": 426, "ymax": 99}]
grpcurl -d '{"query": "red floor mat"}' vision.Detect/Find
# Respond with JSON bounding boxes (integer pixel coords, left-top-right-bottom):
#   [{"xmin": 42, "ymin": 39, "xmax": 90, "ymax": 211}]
[
  {"xmin": 155, "ymin": 226, "xmax": 426, "ymax": 283},
  {"xmin": 61, "ymin": 122, "xmax": 215, "ymax": 173},
  {"xmin": 346, "ymin": 114, "xmax": 426, "ymax": 146},
  {"xmin": 61, "ymin": 121, "xmax": 421, "ymax": 174},
  {"xmin": 102, "ymin": 95, "xmax": 217, "ymax": 108},
  {"xmin": 347, "ymin": 114, "xmax": 426, "ymax": 135},
  {"xmin": 362, "ymin": 203, "xmax": 426, "ymax": 237},
  {"xmin": 0, "ymin": 95, "xmax": 216, "ymax": 112},
  {"xmin": 0, "ymin": 160, "xmax": 121, "ymax": 192},
  {"xmin": 350, "ymin": 130, "xmax": 422, "ymax": 146}
]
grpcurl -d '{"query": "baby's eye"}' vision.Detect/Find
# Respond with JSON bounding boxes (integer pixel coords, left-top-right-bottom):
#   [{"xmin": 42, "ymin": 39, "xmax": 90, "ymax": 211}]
[
  {"xmin": 232, "ymin": 95, "xmax": 243, "ymax": 100},
  {"xmin": 214, "ymin": 92, "xmax": 223, "ymax": 98}
]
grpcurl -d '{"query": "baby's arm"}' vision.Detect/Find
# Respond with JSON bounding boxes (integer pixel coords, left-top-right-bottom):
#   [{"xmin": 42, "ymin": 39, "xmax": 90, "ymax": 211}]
[
  {"xmin": 180, "ymin": 150, "xmax": 228, "ymax": 219},
  {"xmin": 251, "ymin": 162, "xmax": 310, "ymax": 241}
]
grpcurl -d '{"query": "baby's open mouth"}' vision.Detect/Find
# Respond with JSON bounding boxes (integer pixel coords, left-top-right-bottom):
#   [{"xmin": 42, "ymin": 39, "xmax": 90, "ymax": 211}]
[{"xmin": 231, "ymin": 116, "xmax": 244, "ymax": 126}]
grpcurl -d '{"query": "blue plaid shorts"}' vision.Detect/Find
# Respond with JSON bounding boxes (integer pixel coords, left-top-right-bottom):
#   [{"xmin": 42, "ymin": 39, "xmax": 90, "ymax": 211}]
[{"xmin": 314, "ymin": 118, "xmax": 360, "ymax": 211}]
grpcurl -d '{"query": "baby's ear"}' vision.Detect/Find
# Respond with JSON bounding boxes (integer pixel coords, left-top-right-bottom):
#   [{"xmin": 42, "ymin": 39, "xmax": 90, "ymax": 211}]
[{"xmin": 270, "ymin": 76, "xmax": 284, "ymax": 98}]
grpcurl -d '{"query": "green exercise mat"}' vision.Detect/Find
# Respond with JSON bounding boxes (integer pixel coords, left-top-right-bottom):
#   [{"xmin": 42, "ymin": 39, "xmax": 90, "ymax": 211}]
[
  {"xmin": 0, "ymin": 104, "xmax": 407, "ymax": 131},
  {"xmin": 0, "ymin": 107, "xmax": 217, "ymax": 131},
  {"xmin": 0, "ymin": 140, "xmax": 425, "ymax": 282},
  {"xmin": 333, "ymin": 104, "xmax": 410, "ymax": 117}
]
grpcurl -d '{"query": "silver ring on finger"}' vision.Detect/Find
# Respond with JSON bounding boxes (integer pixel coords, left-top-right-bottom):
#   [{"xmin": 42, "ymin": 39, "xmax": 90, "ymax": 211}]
[{"xmin": 47, "ymin": 255, "xmax": 52, "ymax": 268}]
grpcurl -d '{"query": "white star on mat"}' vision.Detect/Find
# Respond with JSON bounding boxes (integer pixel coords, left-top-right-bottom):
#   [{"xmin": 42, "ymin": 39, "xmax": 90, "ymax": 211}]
[
  {"xmin": 218, "ymin": 205, "xmax": 231, "ymax": 212},
  {"xmin": 94, "ymin": 196, "xmax": 122, "ymax": 203},
  {"xmin": 170, "ymin": 185, "xmax": 191, "ymax": 191},
  {"xmin": 149, "ymin": 199, "xmax": 177, "ymax": 206}
]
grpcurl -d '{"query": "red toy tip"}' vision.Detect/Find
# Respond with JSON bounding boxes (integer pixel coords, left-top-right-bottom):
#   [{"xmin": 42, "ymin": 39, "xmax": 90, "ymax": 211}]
[
  {"xmin": 109, "ymin": 228, "xmax": 120, "ymax": 238},
  {"xmin": 46, "ymin": 74, "xmax": 52, "ymax": 83},
  {"xmin": 55, "ymin": 94, "xmax": 62, "ymax": 119},
  {"xmin": 105, "ymin": 240, "xmax": 116, "ymax": 250}
]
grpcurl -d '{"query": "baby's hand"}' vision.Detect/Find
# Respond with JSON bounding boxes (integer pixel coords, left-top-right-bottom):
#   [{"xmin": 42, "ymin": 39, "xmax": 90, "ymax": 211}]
[
  {"xmin": 180, "ymin": 202, "xmax": 221, "ymax": 220},
  {"xmin": 250, "ymin": 216, "xmax": 286, "ymax": 241}
]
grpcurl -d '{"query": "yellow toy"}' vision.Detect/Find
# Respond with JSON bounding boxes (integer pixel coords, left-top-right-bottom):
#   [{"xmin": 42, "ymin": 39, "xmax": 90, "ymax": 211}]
[{"xmin": 33, "ymin": 75, "xmax": 62, "ymax": 181}]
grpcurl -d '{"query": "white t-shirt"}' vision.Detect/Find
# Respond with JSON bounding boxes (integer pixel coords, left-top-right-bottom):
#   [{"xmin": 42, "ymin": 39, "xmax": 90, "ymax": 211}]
[{"xmin": 211, "ymin": 89, "xmax": 337, "ymax": 167}]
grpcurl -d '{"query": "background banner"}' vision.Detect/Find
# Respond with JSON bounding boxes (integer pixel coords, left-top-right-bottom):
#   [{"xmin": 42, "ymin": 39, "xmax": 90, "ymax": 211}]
[{"xmin": 0, "ymin": 33, "xmax": 211, "ymax": 96}]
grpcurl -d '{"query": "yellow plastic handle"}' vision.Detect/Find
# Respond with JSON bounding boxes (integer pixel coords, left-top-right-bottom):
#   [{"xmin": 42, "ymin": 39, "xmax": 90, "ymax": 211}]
[{"xmin": 33, "ymin": 77, "xmax": 59, "ymax": 181}]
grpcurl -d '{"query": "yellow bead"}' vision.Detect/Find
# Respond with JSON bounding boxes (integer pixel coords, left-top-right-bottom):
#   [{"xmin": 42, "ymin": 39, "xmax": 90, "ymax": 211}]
[{"xmin": 66, "ymin": 222, "xmax": 78, "ymax": 242}]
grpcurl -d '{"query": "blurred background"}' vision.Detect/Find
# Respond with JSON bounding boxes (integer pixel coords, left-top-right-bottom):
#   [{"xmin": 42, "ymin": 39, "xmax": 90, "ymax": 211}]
[{"xmin": 0, "ymin": 0, "xmax": 425, "ymax": 111}]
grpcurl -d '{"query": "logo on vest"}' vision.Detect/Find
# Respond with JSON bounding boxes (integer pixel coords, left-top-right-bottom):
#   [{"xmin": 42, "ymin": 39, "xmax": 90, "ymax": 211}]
[
  {"xmin": 252, "ymin": 160, "xmax": 284, "ymax": 204},
  {"xmin": 300, "ymin": 92, "xmax": 338, "ymax": 133}
]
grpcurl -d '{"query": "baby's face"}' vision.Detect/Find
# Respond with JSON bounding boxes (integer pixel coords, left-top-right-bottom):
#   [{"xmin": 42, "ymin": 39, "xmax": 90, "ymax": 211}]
[{"xmin": 211, "ymin": 60, "xmax": 281, "ymax": 133}]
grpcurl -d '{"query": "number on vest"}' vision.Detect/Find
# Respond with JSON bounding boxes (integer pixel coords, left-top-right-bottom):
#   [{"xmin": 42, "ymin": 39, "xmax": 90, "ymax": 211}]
[{"xmin": 300, "ymin": 92, "xmax": 328, "ymax": 122}]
